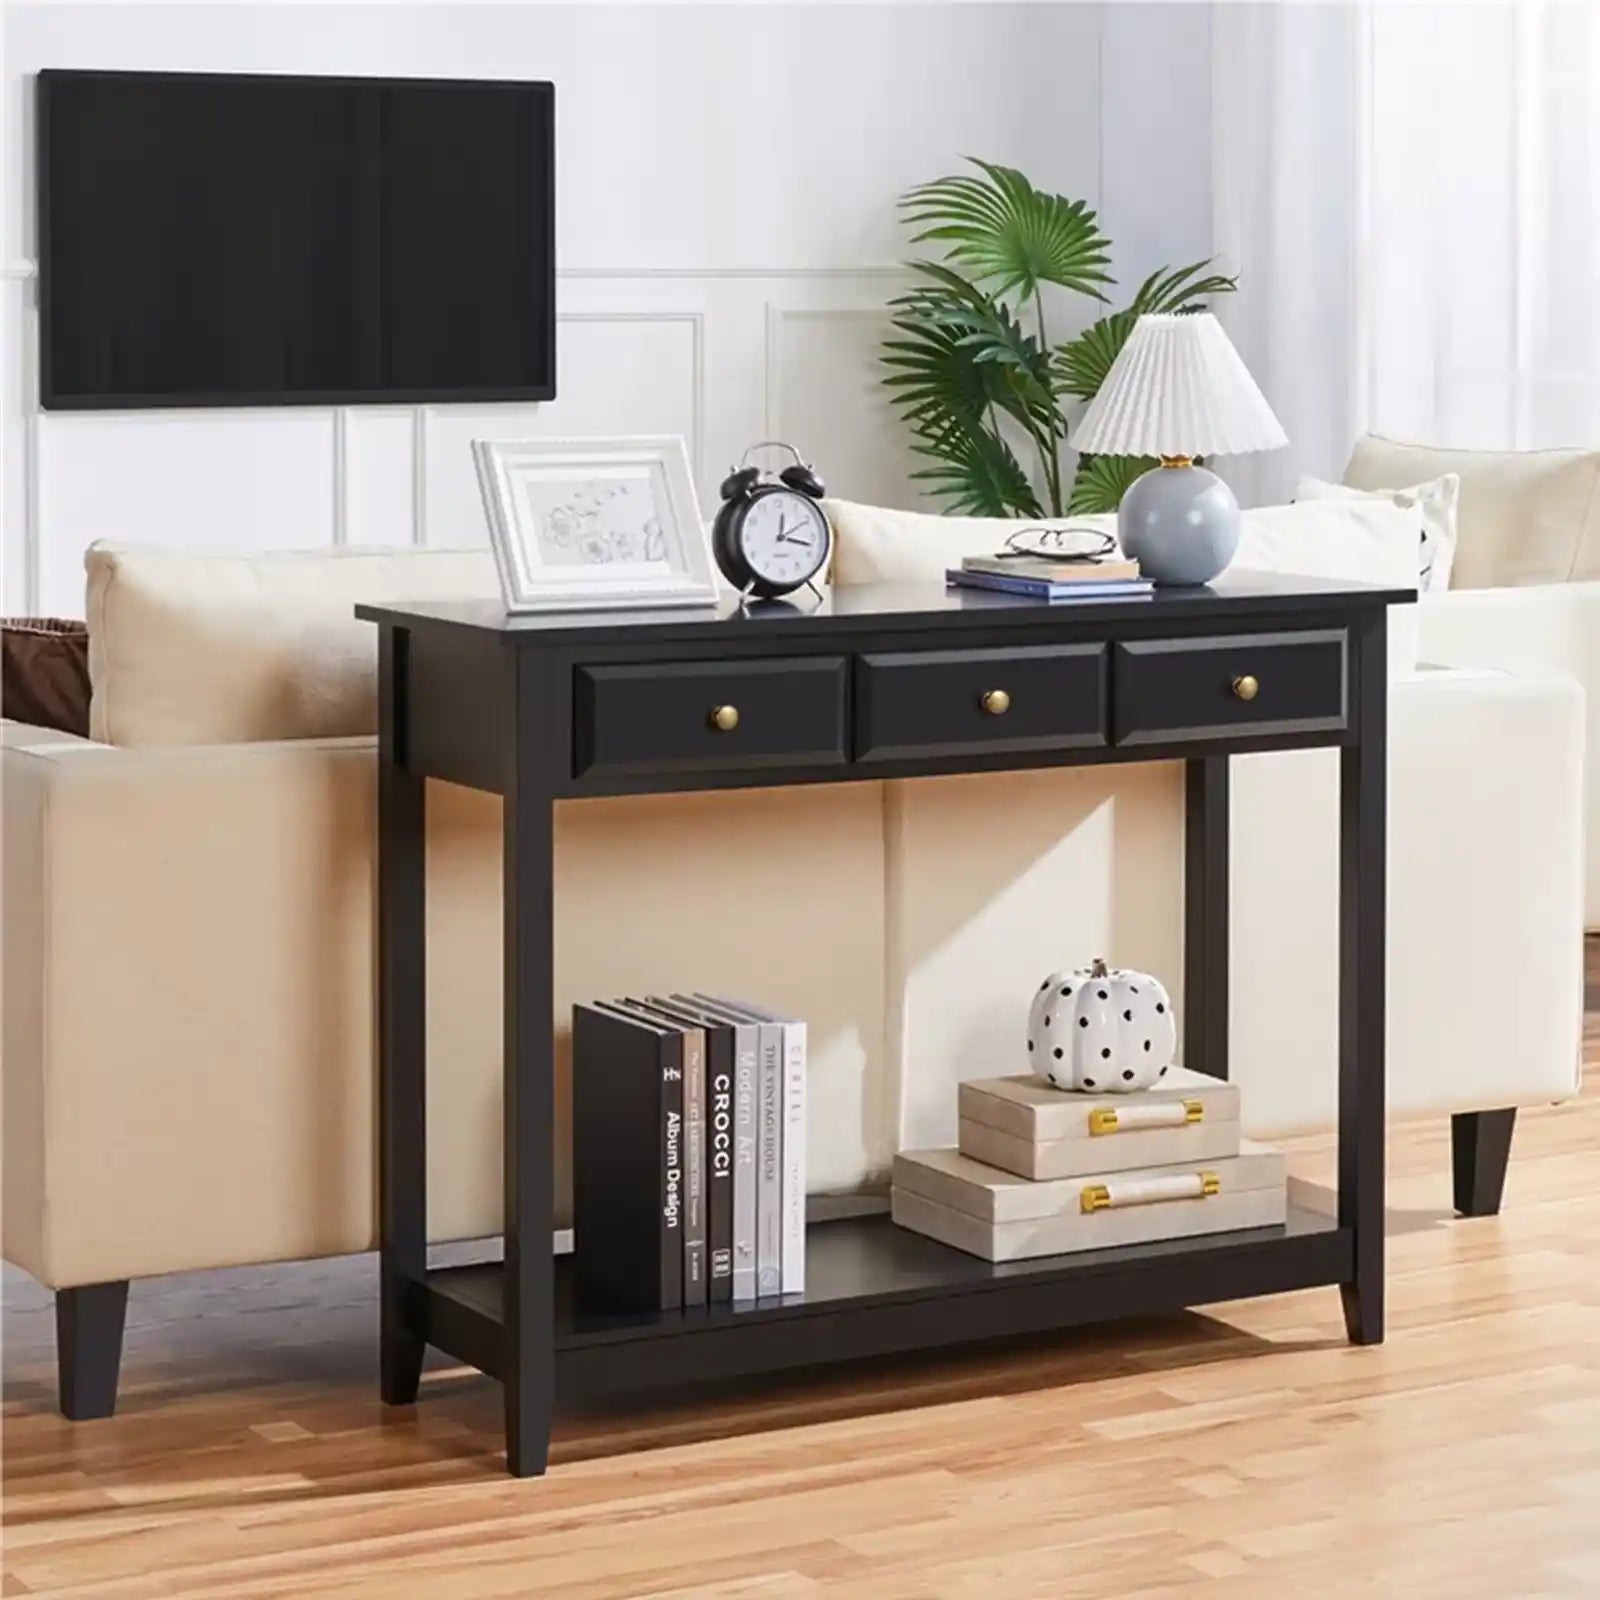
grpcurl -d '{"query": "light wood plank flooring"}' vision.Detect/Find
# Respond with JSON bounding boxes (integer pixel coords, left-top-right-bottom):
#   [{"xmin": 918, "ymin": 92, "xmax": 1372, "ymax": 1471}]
[{"xmin": 5, "ymin": 939, "xmax": 1599, "ymax": 1599}]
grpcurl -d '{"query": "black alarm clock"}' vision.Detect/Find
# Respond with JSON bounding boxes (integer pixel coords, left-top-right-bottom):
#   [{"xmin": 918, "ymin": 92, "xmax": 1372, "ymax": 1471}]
[{"xmin": 712, "ymin": 441, "xmax": 832, "ymax": 599}]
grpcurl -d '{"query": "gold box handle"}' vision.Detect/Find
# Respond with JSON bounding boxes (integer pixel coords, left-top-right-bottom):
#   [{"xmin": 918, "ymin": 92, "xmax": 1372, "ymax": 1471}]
[
  {"xmin": 1087, "ymin": 1098, "xmax": 1203, "ymax": 1137},
  {"xmin": 1081, "ymin": 1169, "xmax": 1220, "ymax": 1213},
  {"xmin": 709, "ymin": 704, "xmax": 740, "ymax": 732}
]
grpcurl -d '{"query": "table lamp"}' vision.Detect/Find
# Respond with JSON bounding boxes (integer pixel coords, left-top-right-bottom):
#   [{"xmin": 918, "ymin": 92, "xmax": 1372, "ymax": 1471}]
[{"xmin": 1072, "ymin": 312, "xmax": 1287, "ymax": 585}]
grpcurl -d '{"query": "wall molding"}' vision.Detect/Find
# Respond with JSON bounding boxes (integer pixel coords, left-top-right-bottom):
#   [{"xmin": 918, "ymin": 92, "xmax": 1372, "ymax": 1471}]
[
  {"xmin": 411, "ymin": 406, "xmax": 428, "ymax": 548},
  {"xmin": 763, "ymin": 303, "xmax": 888, "ymax": 441},
  {"xmin": 330, "ymin": 409, "xmax": 349, "ymax": 547},
  {"xmin": 411, "ymin": 309, "xmax": 706, "ymax": 547},
  {"xmin": 556, "ymin": 308, "xmax": 707, "ymax": 488}
]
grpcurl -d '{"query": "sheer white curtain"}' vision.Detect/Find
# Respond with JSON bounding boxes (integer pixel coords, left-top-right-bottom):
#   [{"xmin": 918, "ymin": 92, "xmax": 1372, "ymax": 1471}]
[{"xmin": 1212, "ymin": 2, "xmax": 1600, "ymax": 505}]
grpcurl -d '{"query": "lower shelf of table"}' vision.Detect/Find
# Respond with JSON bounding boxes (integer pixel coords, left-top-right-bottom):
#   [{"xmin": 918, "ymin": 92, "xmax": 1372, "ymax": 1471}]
[{"xmin": 400, "ymin": 1207, "xmax": 1350, "ymax": 1394}]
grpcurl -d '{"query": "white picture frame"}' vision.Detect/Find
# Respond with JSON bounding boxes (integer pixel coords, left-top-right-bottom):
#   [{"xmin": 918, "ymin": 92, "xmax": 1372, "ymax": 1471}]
[{"xmin": 472, "ymin": 435, "xmax": 719, "ymax": 613}]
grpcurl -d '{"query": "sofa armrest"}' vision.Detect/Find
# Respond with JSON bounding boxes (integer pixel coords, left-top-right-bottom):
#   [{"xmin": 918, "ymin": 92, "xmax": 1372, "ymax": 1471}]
[
  {"xmin": 1231, "ymin": 664, "xmax": 1585, "ymax": 1135},
  {"xmin": 1417, "ymin": 584, "xmax": 1599, "ymax": 927},
  {"xmin": 2, "ymin": 729, "xmax": 392, "ymax": 1288}
]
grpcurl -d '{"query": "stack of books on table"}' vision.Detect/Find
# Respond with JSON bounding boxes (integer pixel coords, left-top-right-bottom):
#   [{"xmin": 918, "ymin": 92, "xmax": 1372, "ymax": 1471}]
[
  {"xmin": 891, "ymin": 1069, "xmax": 1286, "ymax": 1262},
  {"xmin": 571, "ymin": 995, "xmax": 805, "ymax": 1312},
  {"xmin": 945, "ymin": 553, "xmax": 1153, "ymax": 602}
]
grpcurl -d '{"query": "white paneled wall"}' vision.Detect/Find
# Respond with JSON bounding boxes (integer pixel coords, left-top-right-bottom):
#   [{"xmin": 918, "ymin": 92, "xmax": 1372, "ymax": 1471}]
[{"xmin": 2, "ymin": 3, "xmax": 1111, "ymax": 616}]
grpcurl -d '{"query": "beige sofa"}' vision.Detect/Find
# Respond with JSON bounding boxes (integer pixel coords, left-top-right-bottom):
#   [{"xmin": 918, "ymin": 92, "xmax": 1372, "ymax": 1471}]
[{"xmin": 3, "ymin": 455, "xmax": 1586, "ymax": 1418}]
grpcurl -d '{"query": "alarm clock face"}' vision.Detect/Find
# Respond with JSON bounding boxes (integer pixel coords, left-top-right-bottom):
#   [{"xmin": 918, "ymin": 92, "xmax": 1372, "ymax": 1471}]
[{"xmin": 738, "ymin": 489, "xmax": 830, "ymax": 590}]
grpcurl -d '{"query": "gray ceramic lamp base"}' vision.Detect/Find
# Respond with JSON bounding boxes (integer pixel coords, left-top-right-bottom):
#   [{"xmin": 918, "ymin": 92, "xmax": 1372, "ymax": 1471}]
[{"xmin": 1118, "ymin": 463, "xmax": 1240, "ymax": 586}]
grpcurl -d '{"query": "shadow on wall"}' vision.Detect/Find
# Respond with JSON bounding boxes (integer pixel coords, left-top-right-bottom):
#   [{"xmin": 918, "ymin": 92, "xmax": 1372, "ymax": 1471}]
[
  {"xmin": 402, "ymin": 766, "xmax": 1194, "ymax": 1237},
  {"xmin": 885, "ymin": 763, "xmax": 1188, "ymax": 1153}
]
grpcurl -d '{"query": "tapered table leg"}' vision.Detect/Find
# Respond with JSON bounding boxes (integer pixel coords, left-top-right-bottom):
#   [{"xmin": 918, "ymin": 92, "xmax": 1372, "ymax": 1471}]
[
  {"xmin": 504, "ymin": 650, "xmax": 556, "ymax": 1477},
  {"xmin": 1339, "ymin": 612, "xmax": 1387, "ymax": 1345}
]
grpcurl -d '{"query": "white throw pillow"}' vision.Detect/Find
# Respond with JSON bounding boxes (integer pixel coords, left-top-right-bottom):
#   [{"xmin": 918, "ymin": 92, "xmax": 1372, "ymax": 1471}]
[
  {"xmin": 1233, "ymin": 500, "xmax": 1421, "ymax": 671},
  {"xmin": 86, "ymin": 542, "xmax": 499, "ymax": 746},
  {"xmin": 1294, "ymin": 472, "xmax": 1458, "ymax": 595},
  {"xmin": 824, "ymin": 499, "xmax": 1118, "ymax": 586},
  {"xmin": 1343, "ymin": 434, "xmax": 1600, "ymax": 590}
]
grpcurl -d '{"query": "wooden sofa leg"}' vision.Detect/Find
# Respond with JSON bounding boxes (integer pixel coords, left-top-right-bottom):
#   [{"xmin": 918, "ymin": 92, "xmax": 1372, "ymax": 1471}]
[
  {"xmin": 1452, "ymin": 1109, "xmax": 1517, "ymax": 1217},
  {"xmin": 56, "ymin": 1280, "xmax": 129, "ymax": 1420}
]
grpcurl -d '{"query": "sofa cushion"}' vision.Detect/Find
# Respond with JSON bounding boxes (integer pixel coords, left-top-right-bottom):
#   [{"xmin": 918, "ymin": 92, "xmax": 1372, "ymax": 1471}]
[
  {"xmin": 86, "ymin": 543, "xmax": 498, "ymax": 746},
  {"xmin": 2, "ymin": 618, "xmax": 90, "ymax": 736},
  {"xmin": 1294, "ymin": 471, "xmax": 1458, "ymax": 594},
  {"xmin": 1343, "ymin": 434, "xmax": 1600, "ymax": 590},
  {"xmin": 825, "ymin": 500, "xmax": 1118, "ymax": 586}
]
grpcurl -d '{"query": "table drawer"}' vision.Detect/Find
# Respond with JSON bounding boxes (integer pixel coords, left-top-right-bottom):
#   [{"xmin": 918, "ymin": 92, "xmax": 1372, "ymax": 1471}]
[
  {"xmin": 1112, "ymin": 629, "xmax": 1347, "ymax": 746},
  {"xmin": 574, "ymin": 656, "xmax": 848, "ymax": 778},
  {"xmin": 855, "ymin": 643, "xmax": 1107, "ymax": 762}
]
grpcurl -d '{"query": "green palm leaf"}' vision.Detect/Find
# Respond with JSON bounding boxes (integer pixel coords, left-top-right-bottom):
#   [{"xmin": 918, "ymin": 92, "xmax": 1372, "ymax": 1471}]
[
  {"xmin": 885, "ymin": 269, "xmax": 1063, "ymax": 467},
  {"xmin": 910, "ymin": 426, "xmax": 1042, "ymax": 518},
  {"xmin": 1067, "ymin": 453, "xmax": 1157, "ymax": 515},
  {"xmin": 878, "ymin": 159, "xmax": 1243, "ymax": 520},
  {"xmin": 899, "ymin": 159, "xmax": 1113, "ymax": 302}
]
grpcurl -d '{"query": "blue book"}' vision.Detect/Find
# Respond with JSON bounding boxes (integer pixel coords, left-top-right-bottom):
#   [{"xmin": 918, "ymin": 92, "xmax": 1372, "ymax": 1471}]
[{"xmin": 946, "ymin": 568, "xmax": 1154, "ymax": 601}]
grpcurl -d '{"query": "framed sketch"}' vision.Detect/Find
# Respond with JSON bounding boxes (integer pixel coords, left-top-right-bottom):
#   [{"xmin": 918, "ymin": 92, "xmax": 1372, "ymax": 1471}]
[{"xmin": 472, "ymin": 436, "xmax": 719, "ymax": 613}]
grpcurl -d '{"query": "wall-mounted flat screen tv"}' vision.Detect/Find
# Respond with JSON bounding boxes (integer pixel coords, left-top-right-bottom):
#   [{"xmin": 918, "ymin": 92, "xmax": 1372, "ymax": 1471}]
[{"xmin": 38, "ymin": 70, "xmax": 555, "ymax": 409}]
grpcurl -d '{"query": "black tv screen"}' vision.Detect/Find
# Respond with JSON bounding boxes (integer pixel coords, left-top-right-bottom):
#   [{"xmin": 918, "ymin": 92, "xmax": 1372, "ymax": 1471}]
[{"xmin": 37, "ymin": 70, "xmax": 555, "ymax": 409}]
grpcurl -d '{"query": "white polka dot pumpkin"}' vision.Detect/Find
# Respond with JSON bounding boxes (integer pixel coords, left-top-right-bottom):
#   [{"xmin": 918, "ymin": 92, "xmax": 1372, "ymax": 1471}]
[{"xmin": 1027, "ymin": 958, "xmax": 1177, "ymax": 1092}]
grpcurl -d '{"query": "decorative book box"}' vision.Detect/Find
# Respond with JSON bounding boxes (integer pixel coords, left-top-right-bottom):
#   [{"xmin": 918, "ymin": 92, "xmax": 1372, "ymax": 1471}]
[
  {"xmin": 891, "ymin": 1142, "xmax": 1287, "ymax": 1262},
  {"xmin": 958, "ymin": 1067, "xmax": 1239, "ymax": 1180}
]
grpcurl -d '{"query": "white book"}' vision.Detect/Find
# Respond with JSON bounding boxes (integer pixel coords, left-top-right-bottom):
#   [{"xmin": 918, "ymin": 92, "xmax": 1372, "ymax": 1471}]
[
  {"xmin": 704, "ymin": 997, "xmax": 805, "ymax": 1297},
  {"xmin": 779, "ymin": 1019, "xmax": 806, "ymax": 1293},
  {"xmin": 753, "ymin": 1019, "xmax": 784, "ymax": 1295}
]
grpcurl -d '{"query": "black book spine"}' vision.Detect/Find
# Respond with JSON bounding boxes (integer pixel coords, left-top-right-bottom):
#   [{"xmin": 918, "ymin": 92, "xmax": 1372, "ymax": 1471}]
[
  {"xmin": 659, "ymin": 1030, "xmax": 684, "ymax": 1311},
  {"xmin": 705, "ymin": 1028, "xmax": 735, "ymax": 1303},
  {"xmin": 573, "ymin": 1003, "xmax": 672, "ymax": 1314}
]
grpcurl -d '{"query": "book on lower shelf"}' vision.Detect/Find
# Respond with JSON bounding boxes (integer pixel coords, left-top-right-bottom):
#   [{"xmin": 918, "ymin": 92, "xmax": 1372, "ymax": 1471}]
[
  {"xmin": 572, "ymin": 993, "xmax": 806, "ymax": 1313},
  {"xmin": 570, "ymin": 1001, "xmax": 685, "ymax": 1313}
]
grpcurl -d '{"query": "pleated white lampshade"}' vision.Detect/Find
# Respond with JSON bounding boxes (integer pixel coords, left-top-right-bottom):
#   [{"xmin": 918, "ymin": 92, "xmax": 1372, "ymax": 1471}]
[{"xmin": 1073, "ymin": 312, "xmax": 1287, "ymax": 459}]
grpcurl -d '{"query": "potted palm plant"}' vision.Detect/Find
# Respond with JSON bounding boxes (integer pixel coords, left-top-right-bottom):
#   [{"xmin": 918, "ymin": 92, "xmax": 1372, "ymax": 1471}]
[{"xmin": 881, "ymin": 159, "xmax": 1237, "ymax": 516}]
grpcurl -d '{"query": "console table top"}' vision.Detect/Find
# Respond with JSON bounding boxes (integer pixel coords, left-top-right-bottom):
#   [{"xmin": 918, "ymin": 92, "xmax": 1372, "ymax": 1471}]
[{"xmin": 358, "ymin": 571, "xmax": 1414, "ymax": 646}]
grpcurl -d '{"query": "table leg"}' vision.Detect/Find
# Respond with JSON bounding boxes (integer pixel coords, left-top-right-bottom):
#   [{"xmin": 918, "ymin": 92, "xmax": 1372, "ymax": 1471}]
[
  {"xmin": 504, "ymin": 650, "xmax": 556, "ymax": 1477},
  {"xmin": 1184, "ymin": 757, "xmax": 1230, "ymax": 1082},
  {"xmin": 379, "ymin": 626, "xmax": 427, "ymax": 1405},
  {"xmin": 1339, "ymin": 612, "xmax": 1387, "ymax": 1345}
]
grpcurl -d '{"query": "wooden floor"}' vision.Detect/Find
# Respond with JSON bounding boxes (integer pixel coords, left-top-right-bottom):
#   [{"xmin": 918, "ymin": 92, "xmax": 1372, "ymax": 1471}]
[{"xmin": 5, "ymin": 941, "xmax": 1599, "ymax": 1600}]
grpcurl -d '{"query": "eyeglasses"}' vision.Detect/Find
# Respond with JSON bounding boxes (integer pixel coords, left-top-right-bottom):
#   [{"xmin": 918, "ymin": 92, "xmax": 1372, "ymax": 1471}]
[{"xmin": 993, "ymin": 524, "xmax": 1118, "ymax": 563}]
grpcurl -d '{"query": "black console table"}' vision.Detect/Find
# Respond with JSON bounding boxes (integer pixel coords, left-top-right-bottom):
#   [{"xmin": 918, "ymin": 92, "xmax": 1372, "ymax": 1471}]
[{"xmin": 359, "ymin": 573, "xmax": 1407, "ymax": 1477}]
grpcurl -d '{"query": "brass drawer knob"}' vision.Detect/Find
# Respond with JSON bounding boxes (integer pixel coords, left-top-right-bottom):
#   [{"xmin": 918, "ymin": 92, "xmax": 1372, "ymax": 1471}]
[
  {"xmin": 1231, "ymin": 674, "xmax": 1260, "ymax": 702},
  {"xmin": 709, "ymin": 704, "xmax": 740, "ymax": 732},
  {"xmin": 980, "ymin": 688, "xmax": 1011, "ymax": 716}
]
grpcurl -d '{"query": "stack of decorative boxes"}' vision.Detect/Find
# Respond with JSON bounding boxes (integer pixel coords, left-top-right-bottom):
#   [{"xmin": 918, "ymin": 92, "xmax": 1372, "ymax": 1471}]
[{"xmin": 892, "ymin": 1068, "xmax": 1287, "ymax": 1261}]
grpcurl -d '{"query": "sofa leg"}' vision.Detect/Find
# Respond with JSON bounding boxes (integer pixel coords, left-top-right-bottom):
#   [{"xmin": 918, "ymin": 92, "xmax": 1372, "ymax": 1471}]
[
  {"xmin": 1452, "ymin": 1109, "xmax": 1517, "ymax": 1217},
  {"xmin": 56, "ymin": 1280, "xmax": 129, "ymax": 1420}
]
